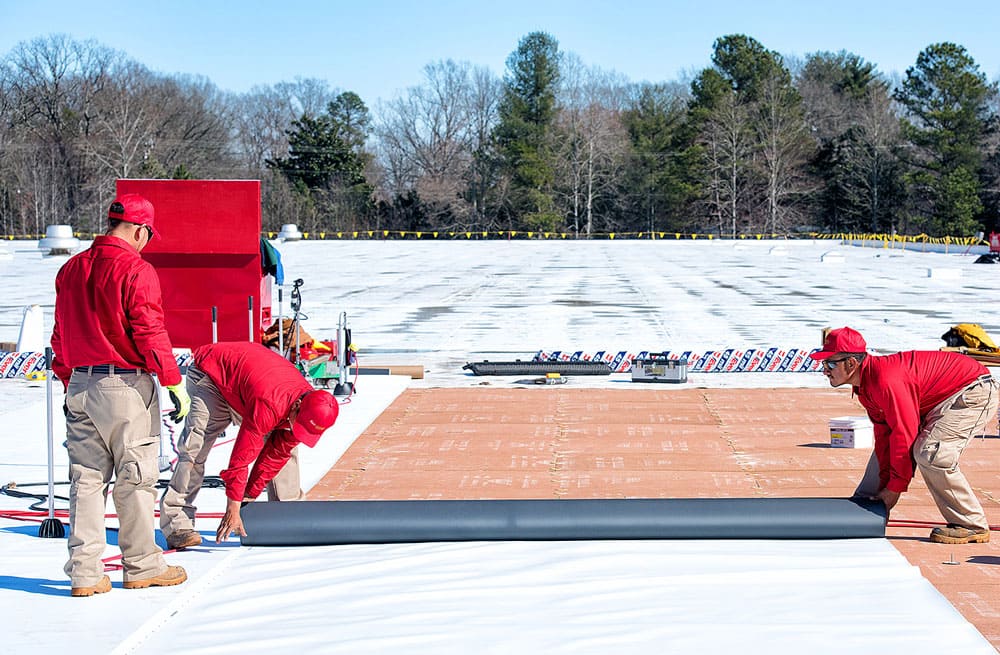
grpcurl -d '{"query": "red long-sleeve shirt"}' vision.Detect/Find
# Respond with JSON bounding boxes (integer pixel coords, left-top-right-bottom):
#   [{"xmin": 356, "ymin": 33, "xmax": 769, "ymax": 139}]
[
  {"xmin": 193, "ymin": 342, "xmax": 317, "ymax": 501},
  {"xmin": 50, "ymin": 235, "xmax": 181, "ymax": 388},
  {"xmin": 854, "ymin": 351, "xmax": 989, "ymax": 493}
]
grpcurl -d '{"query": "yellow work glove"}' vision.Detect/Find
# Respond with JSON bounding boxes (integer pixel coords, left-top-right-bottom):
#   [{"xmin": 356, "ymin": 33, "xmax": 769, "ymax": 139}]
[{"xmin": 165, "ymin": 383, "xmax": 191, "ymax": 423}]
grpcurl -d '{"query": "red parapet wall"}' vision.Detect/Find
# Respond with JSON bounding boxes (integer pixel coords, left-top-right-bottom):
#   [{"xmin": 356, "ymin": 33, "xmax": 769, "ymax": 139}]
[{"xmin": 116, "ymin": 179, "xmax": 270, "ymax": 349}]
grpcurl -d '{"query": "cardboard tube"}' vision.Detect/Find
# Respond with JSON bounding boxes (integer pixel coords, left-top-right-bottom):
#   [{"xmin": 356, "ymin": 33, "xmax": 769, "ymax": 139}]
[{"xmin": 357, "ymin": 365, "xmax": 424, "ymax": 379}]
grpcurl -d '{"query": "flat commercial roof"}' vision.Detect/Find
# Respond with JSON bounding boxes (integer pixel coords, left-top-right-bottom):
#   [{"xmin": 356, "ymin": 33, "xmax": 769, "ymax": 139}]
[{"xmin": 1, "ymin": 239, "xmax": 997, "ymax": 652}]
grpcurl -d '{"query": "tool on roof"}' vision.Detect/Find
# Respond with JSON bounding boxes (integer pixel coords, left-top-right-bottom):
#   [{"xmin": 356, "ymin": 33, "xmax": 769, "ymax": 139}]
[
  {"xmin": 463, "ymin": 360, "xmax": 611, "ymax": 376},
  {"xmin": 631, "ymin": 354, "xmax": 688, "ymax": 384},
  {"xmin": 260, "ymin": 281, "xmax": 357, "ymax": 392},
  {"xmin": 333, "ymin": 312, "xmax": 355, "ymax": 398},
  {"xmin": 940, "ymin": 323, "xmax": 1000, "ymax": 364}
]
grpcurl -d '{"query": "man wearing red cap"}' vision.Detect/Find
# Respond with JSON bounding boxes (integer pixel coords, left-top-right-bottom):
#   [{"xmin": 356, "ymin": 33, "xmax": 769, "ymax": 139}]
[
  {"xmin": 51, "ymin": 193, "xmax": 190, "ymax": 596},
  {"xmin": 159, "ymin": 341, "xmax": 339, "ymax": 548},
  {"xmin": 812, "ymin": 327, "xmax": 998, "ymax": 544}
]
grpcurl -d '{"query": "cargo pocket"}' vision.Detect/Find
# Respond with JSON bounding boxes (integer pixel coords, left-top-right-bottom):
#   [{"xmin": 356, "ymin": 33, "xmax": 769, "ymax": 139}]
[
  {"xmin": 916, "ymin": 440, "xmax": 943, "ymax": 469},
  {"xmin": 120, "ymin": 378, "xmax": 159, "ymax": 490},
  {"xmin": 117, "ymin": 443, "xmax": 159, "ymax": 489},
  {"xmin": 918, "ymin": 438, "xmax": 962, "ymax": 472},
  {"xmin": 955, "ymin": 383, "xmax": 989, "ymax": 411}
]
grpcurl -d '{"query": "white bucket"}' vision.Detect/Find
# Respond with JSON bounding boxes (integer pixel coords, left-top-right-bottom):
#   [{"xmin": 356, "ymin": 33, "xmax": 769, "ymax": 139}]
[{"xmin": 829, "ymin": 416, "xmax": 874, "ymax": 448}]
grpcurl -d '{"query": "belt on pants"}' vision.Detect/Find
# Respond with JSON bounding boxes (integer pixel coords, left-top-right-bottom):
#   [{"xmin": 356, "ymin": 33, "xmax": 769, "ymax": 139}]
[{"xmin": 74, "ymin": 365, "xmax": 141, "ymax": 375}]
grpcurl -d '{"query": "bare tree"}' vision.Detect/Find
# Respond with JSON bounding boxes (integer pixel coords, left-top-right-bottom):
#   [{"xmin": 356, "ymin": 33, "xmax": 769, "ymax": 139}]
[
  {"xmin": 843, "ymin": 85, "xmax": 904, "ymax": 231},
  {"xmin": 464, "ymin": 64, "xmax": 503, "ymax": 226},
  {"xmin": 3, "ymin": 35, "xmax": 119, "ymax": 227},
  {"xmin": 1, "ymin": 36, "xmax": 234, "ymax": 233},
  {"xmin": 699, "ymin": 89, "xmax": 754, "ymax": 237},
  {"xmin": 755, "ymin": 71, "xmax": 815, "ymax": 233},
  {"xmin": 374, "ymin": 60, "xmax": 501, "ymax": 229},
  {"xmin": 231, "ymin": 78, "xmax": 338, "ymax": 174},
  {"xmin": 141, "ymin": 75, "xmax": 233, "ymax": 178},
  {"xmin": 797, "ymin": 52, "xmax": 905, "ymax": 232},
  {"xmin": 83, "ymin": 61, "xmax": 159, "ymax": 182},
  {"xmin": 555, "ymin": 55, "xmax": 630, "ymax": 236}
]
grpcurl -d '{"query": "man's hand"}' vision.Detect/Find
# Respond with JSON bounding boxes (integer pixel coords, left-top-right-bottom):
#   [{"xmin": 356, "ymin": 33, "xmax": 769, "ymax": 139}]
[
  {"xmin": 876, "ymin": 488, "xmax": 901, "ymax": 512},
  {"xmin": 216, "ymin": 499, "xmax": 247, "ymax": 543},
  {"xmin": 165, "ymin": 383, "xmax": 190, "ymax": 423}
]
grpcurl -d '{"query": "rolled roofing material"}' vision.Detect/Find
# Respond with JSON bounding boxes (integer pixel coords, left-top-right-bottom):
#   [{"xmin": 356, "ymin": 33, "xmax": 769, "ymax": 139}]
[{"xmin": 240, "ymin": 497, "xmax": 886, "ymax": 546}]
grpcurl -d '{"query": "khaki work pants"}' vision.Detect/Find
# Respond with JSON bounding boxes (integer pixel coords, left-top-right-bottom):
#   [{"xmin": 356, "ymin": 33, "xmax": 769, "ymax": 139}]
[
  {"xmin": 159, "ymin": 365, "xmax": 303, "ymax": 538},
  {"xmin": 64, "ymin": 367, "xmax": 167, "ymax": 587},
  {"xmin": 856, "ymin": 375, "xmax": 998, "ymax": 530}
]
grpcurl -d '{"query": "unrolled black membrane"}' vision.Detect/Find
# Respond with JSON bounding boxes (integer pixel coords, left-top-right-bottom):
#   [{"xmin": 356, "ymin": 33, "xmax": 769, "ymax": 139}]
[{"xmin": 240, "ymin": 497, "xmax": 886, "ymax": 546}]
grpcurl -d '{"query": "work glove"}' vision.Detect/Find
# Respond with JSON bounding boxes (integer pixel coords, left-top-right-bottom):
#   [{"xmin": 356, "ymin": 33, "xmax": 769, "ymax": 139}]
[{"xmin": 165, "ymin": 383, "xmax": 191, "ymax": 423}]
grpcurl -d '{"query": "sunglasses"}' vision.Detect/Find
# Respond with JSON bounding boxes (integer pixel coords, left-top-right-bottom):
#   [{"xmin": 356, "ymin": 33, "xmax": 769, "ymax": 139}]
[
  {"xmin": 142, "ymin": 225, "xmax": 153, "ymax": 240},
  {"xmin": 823, "ymin": 357, "xmax": 852, "ymax": 371}
]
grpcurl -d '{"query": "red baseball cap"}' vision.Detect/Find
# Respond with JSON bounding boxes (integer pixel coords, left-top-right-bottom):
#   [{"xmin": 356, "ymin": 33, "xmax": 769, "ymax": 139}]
[
  {"xmin": 810, "ymin": 327, "xmax": 867, "ymax": 360},
  {"xmin": 291, "ymin": 390, "xmax": 339, "ymax": 447},
  {"xmin": 108, "ymin": 194, "xmax": 156, "ymax": 237}
]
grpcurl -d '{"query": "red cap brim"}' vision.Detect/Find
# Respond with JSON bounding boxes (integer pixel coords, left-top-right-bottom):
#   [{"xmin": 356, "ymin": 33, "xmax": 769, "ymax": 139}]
[{"xmin": 291, "ymin": 421, "xmax": 324, "ymax": 448}]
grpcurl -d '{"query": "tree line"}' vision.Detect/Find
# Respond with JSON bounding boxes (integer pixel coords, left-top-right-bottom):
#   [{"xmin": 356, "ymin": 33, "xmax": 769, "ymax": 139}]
[{"xmin": 1, "ymin": 32, "xmax": 997, "ymax": 238}]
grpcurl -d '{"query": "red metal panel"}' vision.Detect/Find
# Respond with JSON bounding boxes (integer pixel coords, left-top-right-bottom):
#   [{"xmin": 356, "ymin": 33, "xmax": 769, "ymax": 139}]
[{"xmin": 115, "ymin": 179, "xmax": 270, "ymax": 348}]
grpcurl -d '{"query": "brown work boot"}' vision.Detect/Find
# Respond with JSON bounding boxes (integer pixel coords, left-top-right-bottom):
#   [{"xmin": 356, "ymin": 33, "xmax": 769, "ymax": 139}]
[
  {"xmin": 930, "ymin": 524, "xmax": 990, "ymax": 544},
  {"xmin": 71, "ymin": 575, "xmax": 111, "ymax": 597},
  {"xmin": 166, "ymin": 529, "xmax": 202, "ymax": 550},
  {"xmin": 123, "ymin": 565, "xmax": 187, "ymax": 590}
]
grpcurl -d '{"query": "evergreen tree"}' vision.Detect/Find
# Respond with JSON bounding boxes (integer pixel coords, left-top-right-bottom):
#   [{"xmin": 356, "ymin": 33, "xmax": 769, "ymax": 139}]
[
  {"xmin": 266, "ymin": 92, "xmax": 374, "ymax": 230},
  {"xmin": 709, "ymin": 34, "xmax": 784, "ymax": 101},
  {"xmin": 494, "ymin": 32, "xmax": 562, "ymax": 231},
  {"xmin": 620, "ymin": 83, "xmax": 695, "ymax": 233},
  {"xmin": 799, "ymin": 52, "xmax": 905, "ymax": 233},
  {"xmin": 894, "ymin": 42, "xmax": 997, "ymax": 235},
  {"xmin": 685, "ymin": 35, "xmax": 812, "ymax": 234},
  {"xmin": 267, "ymin": 113, "xmax": 356, "ymax": 190}
]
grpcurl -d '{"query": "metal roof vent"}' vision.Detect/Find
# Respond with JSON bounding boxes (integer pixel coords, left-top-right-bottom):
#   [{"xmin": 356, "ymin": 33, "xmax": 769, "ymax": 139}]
[{"xmin": 38, "ymin": 225, "xmax": 80, "ymax": 256}]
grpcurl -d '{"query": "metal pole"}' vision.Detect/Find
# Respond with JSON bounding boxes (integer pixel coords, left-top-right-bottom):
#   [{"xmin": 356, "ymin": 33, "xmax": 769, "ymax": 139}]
[
  {"xmin": 290, "ymin": 279, "xmax": 303, "ymax": 368},
  {"xmin": 339, "ymin": 312, "xmax": 347, "ymax": 382},
  {"xmin": 39, "ymin": 347, "xmax": 64, "ymax": 537},
  {"xmin": 158, "ymin": 409, "xmax": 172, "ymax": 471},
  {"xmin": 211, "ymin": 306, "xmax": 218, "ymax": 344},
  {"xmin": 295, "ymin": 308, "xmax": 301, "ymax": 368},
  {"xmin": 248, "ymin": 296, "xmax": 254, "ymax": 343},
  {"xmin": 45, "ymin": 348, "xmax": 55, "ymax": 517},
  {"xmin": 277, "ymin": 287, "xmax": 283, "ymax": 355}
]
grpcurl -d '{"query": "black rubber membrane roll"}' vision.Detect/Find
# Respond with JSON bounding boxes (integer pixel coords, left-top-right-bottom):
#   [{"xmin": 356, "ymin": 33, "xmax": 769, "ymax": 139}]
[{"xmin": 240, "ymin": 497, "xmax": 886, "ymax": 546}]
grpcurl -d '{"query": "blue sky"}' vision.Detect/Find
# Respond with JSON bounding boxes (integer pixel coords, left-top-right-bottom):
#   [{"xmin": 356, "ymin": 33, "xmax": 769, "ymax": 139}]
[{"xmin": 2, "ymin": 0, "xmax": 999, "ymax": 104}]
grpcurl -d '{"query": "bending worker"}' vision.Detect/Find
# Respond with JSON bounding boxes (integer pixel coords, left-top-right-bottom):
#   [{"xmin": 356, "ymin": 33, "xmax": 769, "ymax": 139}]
[
  {"xmin": 51, "ymin": 193, "xmax": 190, "ymax": 596},
  {"xmin": 812, "ymin": 327, "xmax": 998, "ymax": 544},
  {"xmin": 159, "ymin": 341, "xmax": 339, "ymax": 548}
]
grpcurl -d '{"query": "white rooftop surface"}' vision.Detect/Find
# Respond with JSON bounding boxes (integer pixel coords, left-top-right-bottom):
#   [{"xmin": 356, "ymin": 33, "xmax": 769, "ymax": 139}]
[{"xmin": 1, "ymin": 238, "xmax": 997, "ymax": 653}]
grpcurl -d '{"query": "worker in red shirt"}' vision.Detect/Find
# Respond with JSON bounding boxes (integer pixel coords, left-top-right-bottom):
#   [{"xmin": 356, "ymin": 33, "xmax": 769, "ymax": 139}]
[
  {"xmin": 812, "ymin": 327, "xmax": 998, "ymax": 544},
  {"xmin": 159, "ymin": 341, "xmax": 339, "ymax": 548},
  {"xmin": 51, "ymin": 193, "xmax": 190, "ymax": 596}
]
